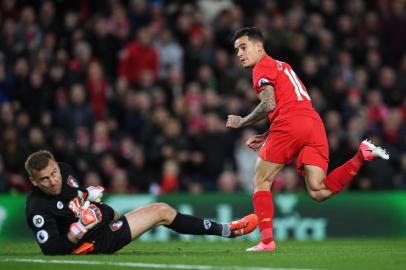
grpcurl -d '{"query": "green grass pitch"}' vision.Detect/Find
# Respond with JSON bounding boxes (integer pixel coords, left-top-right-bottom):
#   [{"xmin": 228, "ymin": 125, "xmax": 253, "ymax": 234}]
[{"xmin": 1, "ymin": 239, "xmax": 405, "ymax": 270}]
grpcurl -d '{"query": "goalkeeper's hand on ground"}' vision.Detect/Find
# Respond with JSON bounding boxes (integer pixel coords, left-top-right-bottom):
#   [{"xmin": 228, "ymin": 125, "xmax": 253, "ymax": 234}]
[
  {"xmin": 86, "ymin": 186, "xmax": 104, "ymax": 202},
  {"xmin": 69, "ymin": 201, "xmax": 103, "ymax": 240}
]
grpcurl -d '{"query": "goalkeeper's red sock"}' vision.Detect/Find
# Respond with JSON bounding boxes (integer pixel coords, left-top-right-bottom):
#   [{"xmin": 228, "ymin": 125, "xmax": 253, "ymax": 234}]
[
  {"xmin": 324, "ymin": 151, "xmax": 364, "ymax": 193},
  {"xmin": 253, "ymin": 191, "xmax": 274, "ymax": 244}
]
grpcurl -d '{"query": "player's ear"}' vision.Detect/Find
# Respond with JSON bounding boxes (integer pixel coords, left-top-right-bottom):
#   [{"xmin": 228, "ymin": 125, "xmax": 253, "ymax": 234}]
[
  {"xmin": 29, "ymin": 176, "xmax": 38, "ymax": 187},
  {"xmin": 256, "ymin": 42, "xmax": 264, "ymax": 52}
]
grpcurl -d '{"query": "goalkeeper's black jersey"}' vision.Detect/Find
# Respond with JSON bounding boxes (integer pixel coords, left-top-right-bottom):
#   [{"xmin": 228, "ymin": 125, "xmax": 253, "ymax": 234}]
[{"xmin": 25, "ymin": 162, "xmax": 115, "ymax": 255}]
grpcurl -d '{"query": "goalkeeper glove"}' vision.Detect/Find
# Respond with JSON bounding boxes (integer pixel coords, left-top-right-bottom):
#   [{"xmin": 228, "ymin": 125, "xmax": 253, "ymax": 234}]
[
  {"xmin": 86, "ymin": 186, "xmax": 104, "ymax": 202},
  {"xmin": 69, "ymin": 201, "xmax": 103, "ymax": 240}
]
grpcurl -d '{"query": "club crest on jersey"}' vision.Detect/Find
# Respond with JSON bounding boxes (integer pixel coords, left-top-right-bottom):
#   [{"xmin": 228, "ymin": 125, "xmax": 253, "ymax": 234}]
[
  {"xmin": 67, "ymin": 175, "xmax": 79, "ymax": 188},
  {"xmin": 33, "ymin": 215, "xmax": 44, "ymax": 228},
  {"xmin": 258, "ymin": 77, "xmax": 270, "ymax": 88},
  {"xmin": 37, "ymin": 230, "xmax": 49, "ymax": 244},
  {"xmin": 109, "ymin": 220, "xmax": 123, "ymax": 231}
]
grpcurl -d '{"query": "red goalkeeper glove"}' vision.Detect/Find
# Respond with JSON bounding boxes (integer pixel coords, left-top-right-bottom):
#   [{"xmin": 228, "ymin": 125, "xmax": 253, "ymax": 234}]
[{"xmin": 69, "ymin": 201, "xmax": 102, "ymax": 240}]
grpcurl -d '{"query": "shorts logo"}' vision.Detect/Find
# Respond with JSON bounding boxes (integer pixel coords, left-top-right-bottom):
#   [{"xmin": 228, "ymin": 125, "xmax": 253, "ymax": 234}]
[
  {"xmin": 57, "ymin": 201, "xmax": 64, "ymax": 209},
  {"xmin": 37, "ymin": 230, "xmax": 49, "ymax": 244},
  {"xmin": 109, "ymin": 220, "xmax": 123, "ymax": 231},
  {"xmin": 258, "ymin": 77, "xmax": 270, "ymax": 88},
  {"xmin": 33, "ymin": 215, "xmax": 44, "ymax": 228},
  {"xmin": 67, "ymin": 175, "xmax": 79, "ymax": 188},
  {"xmin": 203, "ymin": 219, "xmax": 212, "ymax": 230}
]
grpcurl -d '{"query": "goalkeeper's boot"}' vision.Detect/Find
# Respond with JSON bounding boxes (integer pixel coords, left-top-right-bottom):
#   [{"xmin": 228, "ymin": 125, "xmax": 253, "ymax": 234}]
[
  {"xmin": 229, "ymin": 214, "xmax": 257, "ymax": 237},
  {"xmin": 359, "ymin": 139, "xmax": 389, "ymax": 161},
  {"xmin": 246, "ymin": 240, "xmax": 276, "ymax": 252}
]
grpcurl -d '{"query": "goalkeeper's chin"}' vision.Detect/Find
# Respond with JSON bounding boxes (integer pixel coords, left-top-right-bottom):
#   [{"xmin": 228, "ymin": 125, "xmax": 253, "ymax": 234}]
[{"xmin": 45, "ymin": 186, "xmax": 62, "ymax": 196}]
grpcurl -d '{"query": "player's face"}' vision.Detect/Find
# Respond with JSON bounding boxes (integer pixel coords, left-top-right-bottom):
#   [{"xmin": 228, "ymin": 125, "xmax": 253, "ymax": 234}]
[
  {"xmin": 30, "ymin": 159, "xmax": 62, "ymax": 196},
  {"xmin": 234, "ymin": 36, "xmax": 263, "ymax": 68}
]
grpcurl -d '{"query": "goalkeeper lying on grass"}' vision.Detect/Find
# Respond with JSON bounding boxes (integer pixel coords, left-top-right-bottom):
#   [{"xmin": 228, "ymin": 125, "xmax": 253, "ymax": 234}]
[{"xmin": 25, "ymin": 150, "xmax": 257, "ymax": 255}]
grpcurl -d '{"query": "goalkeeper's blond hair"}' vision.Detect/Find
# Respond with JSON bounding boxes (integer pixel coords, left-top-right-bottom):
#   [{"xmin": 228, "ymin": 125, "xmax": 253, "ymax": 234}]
[{"xmin": 25, "ymin": 150, "xmax": 56, "ymax": 177}]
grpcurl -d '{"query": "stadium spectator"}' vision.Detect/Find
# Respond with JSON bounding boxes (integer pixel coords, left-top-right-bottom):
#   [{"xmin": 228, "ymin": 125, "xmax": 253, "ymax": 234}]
[
  {"xmin": 234, "ymin": 129, "xmax": 257, "ymax": 193},
  {"xmin": 109, "ymin": 168, "xmax": 135, "ymax": 194},
  {"xmin": 117, "ymin": 26, "xmax": 158, "ymax": 85},
  {"xmin": 56, "ymin": 84, "xmax": 94, "ymax": 136},
  {"xmin": 394, "ymin": 153, "xmax": 406, "ymax": 189},
  {"xmin": 217, "ymin": 170, "xmax": 240, "ymax": 193},
  {"xmin": 159, "ymin": 159, "xmax": 181, "ymax": 194},
  {"xmin": 98, "ymin": 152, "xmax": 118, "ymax": 188},
  {"xmin": 0, "ymin": 0, "xmax": 403, "ymax": 195},
  {"xmin": 86, "ymin": 61, "xmax": 108, "ymax": 120},
  {"xmin": 195, "ymin": 112, "xmax": 235, "ymax": 189},
  {"xmin": 126, "ymin": 143, "xmax": 149, "ymax": 192},
  {"xmin": 0, "ymin": 155, "xmax": 10, "ymax": 193},
  {"xmin": 154, "ymin": 29, "xmax": 183, "ymax": 81},
  {"xmin": 83, "ymin": 171, "xmax": 102, "ymax": 188}
]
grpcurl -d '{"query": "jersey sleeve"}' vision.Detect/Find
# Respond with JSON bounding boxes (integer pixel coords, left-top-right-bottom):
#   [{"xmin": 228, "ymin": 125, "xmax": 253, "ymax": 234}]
[
  {"xmin": 252, "ymin": 60, "xmax": 278, "ymax": 95},
  {"xmin": 27, "ymin": 209, "xmax": 77, "ymax": 255}
]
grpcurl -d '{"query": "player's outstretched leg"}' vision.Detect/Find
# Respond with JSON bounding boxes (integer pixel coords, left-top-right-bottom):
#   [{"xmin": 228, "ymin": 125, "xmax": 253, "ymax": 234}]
[
  {"xmin": 229, "ymin": 214, "xmax": 258, "ymax": 238},
  {"xmin": 126, "ymin": 203, "xmax": 257, "ymax": 240},
  {"xmin": 165, "ymin": 211, "xmax": 258, "ymax": 238}
]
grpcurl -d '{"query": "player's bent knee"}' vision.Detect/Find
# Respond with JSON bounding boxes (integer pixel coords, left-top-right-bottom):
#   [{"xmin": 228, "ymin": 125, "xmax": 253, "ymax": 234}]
[
  {"xmin": 308, "ymin": 190, "xmax": 327, "ymax": 202},
  {"xmin": 306, "ymin": 176, "xmax": 325, "ymax": 191},
  {"xmin": 150, "ymin": 202, "xmax": 177, "ymax": 224},
  {"xmin": 308, "ymin": 191, "xmax": 322, "ymax": 202}
]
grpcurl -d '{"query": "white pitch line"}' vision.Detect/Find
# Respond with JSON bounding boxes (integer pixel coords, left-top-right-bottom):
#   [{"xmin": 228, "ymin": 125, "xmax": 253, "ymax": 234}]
[{"xmin": 1, "ymin": 258, "xmax": 313, "ymax": 270}]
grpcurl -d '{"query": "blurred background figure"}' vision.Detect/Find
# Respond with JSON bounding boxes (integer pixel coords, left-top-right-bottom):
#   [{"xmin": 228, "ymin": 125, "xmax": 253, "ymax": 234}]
[
  {"xmin": 235, "ymin": 129, "xmax": 257, "ymax": 193},
  {"xmin": 0, "ymin": 0, "xmax": 404, "ymax": 195},
  {"xmin": 217, "ymin": 170, "xmax": 240, "ymax": 193},
  {"xmin": 110, "ymin": 168, "xmax": 135, "ymax": 194}
]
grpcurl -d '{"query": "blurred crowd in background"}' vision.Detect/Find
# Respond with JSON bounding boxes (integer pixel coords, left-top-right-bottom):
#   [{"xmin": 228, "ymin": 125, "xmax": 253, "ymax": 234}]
[{"xmin": 0, "ymin": 0, "xmax": 405, "ymax": 195}]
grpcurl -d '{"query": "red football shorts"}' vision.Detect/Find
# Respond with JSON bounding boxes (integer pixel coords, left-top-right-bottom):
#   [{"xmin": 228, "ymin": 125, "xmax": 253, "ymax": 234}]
[{"xmin": 258, "ymin": 115, "xmax": 329, "ymax": 176}]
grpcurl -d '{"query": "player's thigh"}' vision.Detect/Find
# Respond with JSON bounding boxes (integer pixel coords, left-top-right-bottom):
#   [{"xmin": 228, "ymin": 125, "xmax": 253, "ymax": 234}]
[
  {"xmin": 259, "ymin": 120, "xmax": 311, "ymax": 164},
  {"xmin": 303, "ymin": 164, "xmax": 326, "ymax": 191},
  {"xmin": 254, "ymin": 157, "xmax": 284, "ymax": 190},
  {"xmin": 124, "ymin": 202, "xmax": 177, "ymax": 240},
  {"xmin": 295, "ymin": 119, "xmax": 329, "ymax": 176}
]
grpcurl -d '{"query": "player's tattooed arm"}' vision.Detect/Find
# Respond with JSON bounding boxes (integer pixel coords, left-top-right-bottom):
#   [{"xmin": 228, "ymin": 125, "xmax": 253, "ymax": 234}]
[{"xmin": 239, "ymin": 85, "xmax": 276, "ymax": 127}]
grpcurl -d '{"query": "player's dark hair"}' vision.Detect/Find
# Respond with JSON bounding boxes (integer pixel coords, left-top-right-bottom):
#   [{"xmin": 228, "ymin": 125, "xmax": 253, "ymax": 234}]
[
  {"xmin": 233, "ymin": 27, "xmax": 264, "ymax": 43},
  {"xmin": 25, "ymin": 150, "xmax": 55, "ymax": 176}
]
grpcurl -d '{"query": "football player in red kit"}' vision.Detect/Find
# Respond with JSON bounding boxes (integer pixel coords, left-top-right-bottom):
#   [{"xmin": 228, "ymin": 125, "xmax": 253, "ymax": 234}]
[{"xmin": 226, "ymin": 27, "xmax": 389, "ymax": 251}]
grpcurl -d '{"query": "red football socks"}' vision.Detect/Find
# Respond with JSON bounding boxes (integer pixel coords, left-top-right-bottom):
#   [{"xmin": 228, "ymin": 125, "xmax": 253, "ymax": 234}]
[
  {"xmin": 324, "ymin": 151, "xmax": 364, "ymax": 193},
  {"xmin": 253, "ymin": 191, "xmax": 274, "ymax": 244}
]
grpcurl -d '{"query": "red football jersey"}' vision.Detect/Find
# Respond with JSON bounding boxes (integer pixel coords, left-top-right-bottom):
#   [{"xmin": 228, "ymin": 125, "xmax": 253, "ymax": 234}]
[{"xmin": 252, "ymin": 55, "xmax": 316, "ymax": 123}]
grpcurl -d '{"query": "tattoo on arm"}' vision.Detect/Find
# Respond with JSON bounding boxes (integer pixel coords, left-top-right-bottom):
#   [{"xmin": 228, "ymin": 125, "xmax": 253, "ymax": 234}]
[{"xmin": 240, "ymin": 85, "xmax": 276, "ymax": 127}]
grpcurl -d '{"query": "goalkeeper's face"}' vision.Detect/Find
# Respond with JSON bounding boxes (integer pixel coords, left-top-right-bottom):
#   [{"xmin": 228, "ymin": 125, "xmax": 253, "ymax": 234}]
[{"xmin": 30, "ymin": 159, "xmax": 62, "ymax": 196}]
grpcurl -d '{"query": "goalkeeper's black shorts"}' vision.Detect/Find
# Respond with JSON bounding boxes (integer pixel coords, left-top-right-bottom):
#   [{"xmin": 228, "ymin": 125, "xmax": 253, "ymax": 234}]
[{"xmin": 87, "ymin": 216, "xmax": 132, "ymax": 254}]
